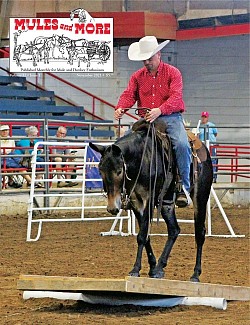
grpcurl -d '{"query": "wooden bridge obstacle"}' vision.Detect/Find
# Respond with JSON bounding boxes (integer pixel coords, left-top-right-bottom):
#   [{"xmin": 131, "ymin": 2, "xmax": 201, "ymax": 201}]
[{"xmin": 17, "ymin": 275, "xmax": 250, "ymax": 309}]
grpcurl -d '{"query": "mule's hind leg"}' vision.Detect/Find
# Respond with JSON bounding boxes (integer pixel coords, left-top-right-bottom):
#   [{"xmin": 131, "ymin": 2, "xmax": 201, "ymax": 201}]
[
  {"xmin": 190, "ymin": 211, "xmax": 206, "ymax": 282},
  {"xmin": 150, "ymin": 201, "xmax": 180, "ymax": 279},
  {"xmin": 190, "ymin": 190, "xmax": 209, "ymax": 282},
  {"xmin": 191, "ymin": 156, "xmax": 213, "ymax": 282}
]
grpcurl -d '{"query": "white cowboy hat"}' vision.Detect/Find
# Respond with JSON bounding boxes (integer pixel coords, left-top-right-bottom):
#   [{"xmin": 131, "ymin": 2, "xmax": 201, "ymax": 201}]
[{"xmin": 128, "ymin": 36, "xmax": 170, "ymax": 61}]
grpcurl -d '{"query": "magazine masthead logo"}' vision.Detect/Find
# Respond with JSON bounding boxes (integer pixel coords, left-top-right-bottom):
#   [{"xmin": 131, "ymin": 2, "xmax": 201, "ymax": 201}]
[{"xmin": 9, "ymin": 9, "xmax": 113, "ymax": 73}]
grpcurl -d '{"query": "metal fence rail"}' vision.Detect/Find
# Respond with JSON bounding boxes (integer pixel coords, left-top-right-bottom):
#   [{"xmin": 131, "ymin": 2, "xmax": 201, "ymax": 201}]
[
  {"xmin": 1, "ymin": 122, "xmax": 249, "ymax": 241},
  {"xmin": 26, "ymin": 141, "xmax": 132, "ymax": 241}
]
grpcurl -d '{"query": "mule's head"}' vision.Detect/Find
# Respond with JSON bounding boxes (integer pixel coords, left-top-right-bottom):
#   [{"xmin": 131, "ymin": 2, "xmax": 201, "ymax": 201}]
[{"xmin": 89, "ymin": 143, "xmax": 125, "ymax": 215}]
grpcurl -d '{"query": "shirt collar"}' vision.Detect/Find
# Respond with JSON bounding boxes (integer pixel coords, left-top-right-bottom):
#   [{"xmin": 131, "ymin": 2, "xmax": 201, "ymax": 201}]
[{"xmin": 143, "ymin": 60, "xmax": 163, "ymax": 76}]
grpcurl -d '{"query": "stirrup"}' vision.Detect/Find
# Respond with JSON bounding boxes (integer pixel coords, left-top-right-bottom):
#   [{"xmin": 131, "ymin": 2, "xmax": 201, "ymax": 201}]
[{"xmin": 176, "ymin": 185, "xmax": 192, "ymax": 208}]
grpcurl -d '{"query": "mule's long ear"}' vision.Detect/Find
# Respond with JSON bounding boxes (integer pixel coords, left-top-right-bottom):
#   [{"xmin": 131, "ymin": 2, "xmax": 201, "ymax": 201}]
[
  {"xmin": 112, "ymin": 144, "xmax": 122, "ymax": 156},
  {"xmin": 89, "ymin": 142, "xmax": 106, "ymax": 155}
]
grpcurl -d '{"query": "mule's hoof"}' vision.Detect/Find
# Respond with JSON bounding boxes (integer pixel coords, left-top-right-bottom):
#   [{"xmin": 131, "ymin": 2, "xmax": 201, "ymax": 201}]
[
  {"xmin": 190, "ymin": 276, "xmax": 200, "ymax": 283},
  {"xmin": 149, "ymin": 270, "xmax": 165, "ymax": 279},
  {"xmin": 148, "ymin": 269, "xmax": 156, "ymax": 278},
  {"xmin": 128, "ymin": 271, "xmax": 140, "ymax": 277}
]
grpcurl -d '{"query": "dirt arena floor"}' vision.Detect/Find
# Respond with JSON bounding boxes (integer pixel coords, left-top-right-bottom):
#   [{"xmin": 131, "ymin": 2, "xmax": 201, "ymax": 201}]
[{"xmin": 0, "ymin": 207, "xmax": 249, "ymax": 325}]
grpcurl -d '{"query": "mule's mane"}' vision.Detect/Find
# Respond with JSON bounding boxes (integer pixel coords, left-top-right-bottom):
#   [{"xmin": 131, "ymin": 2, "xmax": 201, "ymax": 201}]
[
  {"xmin": 113, "ymin": 121, "xmax": 172, "ymax": 172},
  {"xmin": 115, "ymin": 127, "xmax": 146, "ymax": 153},
  {"xmin": 132, "ymin": 118, "xmax": 167, "ymax": 134}
]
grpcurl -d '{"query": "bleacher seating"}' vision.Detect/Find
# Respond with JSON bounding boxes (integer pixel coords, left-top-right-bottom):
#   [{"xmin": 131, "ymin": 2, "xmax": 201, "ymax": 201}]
[
  {"xmin": 0, "ymin": 75, "xmax": 84, "ymax": 120},
  {"xmin": 0, "ymin": 75, "xmax": 26, "ymax": 85},
  {"xmin": 0, "ymin": 87, "xmax": 55, "ymax": 100},
  {"xmin": 9, "ymin": 122, "xmax": 114, "ymax": 138},
  {"xmin": 0, "ymin": 74, "xmax": 115, "ymax": 139},
  {"xmin": 0, "ymin": 74, "xmax": 82, "ymax": 111},
  {"xmin": 0, "ymin": 113, "xmax": 86, "ymax": 121},
  {"xmin": 0, "ymin": 75, "xmax": 115, "ymax": 192},
  {"xmin": 3, "ymin": 85, "xmax": 27, "ymax": 90},
  {"xmin": 48, "ymin": 124, "xmax": 114, "ymax": 138},
  {"xmin": 0, "ymin": 100, "xmax": 84, "ymax": 118},
  {"xmin": 0, "ymin": 98, "xmax": 56, "ymax": 108}
]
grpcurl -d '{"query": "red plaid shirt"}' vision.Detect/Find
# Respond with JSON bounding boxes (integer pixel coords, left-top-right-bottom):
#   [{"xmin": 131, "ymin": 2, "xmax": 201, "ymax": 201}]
[{"xmin": 116, "ymin": 61, "xmax": 185, "ymax": 116}]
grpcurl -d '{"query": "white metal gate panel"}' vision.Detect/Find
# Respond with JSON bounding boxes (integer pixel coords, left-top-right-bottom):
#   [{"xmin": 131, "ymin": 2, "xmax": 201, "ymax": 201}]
[{"xmin": 27, "ymin": 141, "xmax": 131, "ymax": 241}]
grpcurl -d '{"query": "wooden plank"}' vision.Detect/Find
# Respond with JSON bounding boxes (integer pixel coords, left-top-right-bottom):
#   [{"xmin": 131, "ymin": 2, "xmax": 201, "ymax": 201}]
[
  {"xmin": 17, "ymin": 275, "xmax": 250, "ymax": 301},
  {"xmin": 125, "ymin": 277, "xmax": 250, "ymax": 301},
  {"xmin": 17, "ymin": 275, "xmax": 126, "ymax": 292}
]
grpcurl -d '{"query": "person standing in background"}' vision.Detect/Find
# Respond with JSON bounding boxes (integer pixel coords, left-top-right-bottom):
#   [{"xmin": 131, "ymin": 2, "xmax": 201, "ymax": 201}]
[{"xmin": 199, "ymin": 111, "xmax": 218, "ymax": 183}]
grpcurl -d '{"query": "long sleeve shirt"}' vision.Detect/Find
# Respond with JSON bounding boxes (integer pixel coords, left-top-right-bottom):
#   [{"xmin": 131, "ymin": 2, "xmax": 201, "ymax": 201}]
[{"xmin": 116, "ymin": 61, "xmax": 185, "ymax": 117}]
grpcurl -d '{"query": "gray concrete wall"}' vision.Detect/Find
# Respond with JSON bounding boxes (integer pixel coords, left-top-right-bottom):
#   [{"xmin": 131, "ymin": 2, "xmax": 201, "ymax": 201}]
[{"xmin": 176, "ymin": 35, "xmax": 250, "ymax": 143}]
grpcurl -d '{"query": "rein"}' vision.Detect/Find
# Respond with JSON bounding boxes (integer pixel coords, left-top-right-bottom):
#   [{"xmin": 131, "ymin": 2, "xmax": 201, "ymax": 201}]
[
  {"xmin": 120, "ymin": 122, "xmax": 173, "ymax": 224},
  {"xmin": 120, "ymin": 123, "xmax": 152, "ymax": 210}
]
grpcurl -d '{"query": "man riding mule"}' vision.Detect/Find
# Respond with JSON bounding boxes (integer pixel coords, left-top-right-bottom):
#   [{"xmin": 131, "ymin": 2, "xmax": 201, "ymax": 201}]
[
  {"xmin": 89, "ymin": 118, "xmax": 213, "ymax": 282},
  {"xmin": 115, "ymin": 36, "xmax": 191, "ymax": 208}
]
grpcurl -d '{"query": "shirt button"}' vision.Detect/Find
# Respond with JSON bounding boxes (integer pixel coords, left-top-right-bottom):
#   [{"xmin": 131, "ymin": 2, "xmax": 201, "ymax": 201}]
[{"xmin": 152, "ymin": 102, "xmax": 154, "ymax": 105}]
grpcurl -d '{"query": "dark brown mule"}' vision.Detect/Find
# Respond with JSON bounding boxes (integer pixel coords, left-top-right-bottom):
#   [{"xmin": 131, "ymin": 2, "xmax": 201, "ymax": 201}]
[{"xmin": 89, "ymin": 120, "xmax": 213, "ymax": 282}]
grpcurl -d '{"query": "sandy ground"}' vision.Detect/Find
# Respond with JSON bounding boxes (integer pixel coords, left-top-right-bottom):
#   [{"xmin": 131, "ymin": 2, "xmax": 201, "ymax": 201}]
[{"xmin": 0, "ymin": 207, "xmax": 249, "ymax": 325}]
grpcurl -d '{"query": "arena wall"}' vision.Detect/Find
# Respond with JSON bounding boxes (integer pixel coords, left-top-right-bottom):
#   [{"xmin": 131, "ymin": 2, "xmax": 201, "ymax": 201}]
[{"xmin": 0, "ymin": 186, "xmax": 249, "ymax": 217}]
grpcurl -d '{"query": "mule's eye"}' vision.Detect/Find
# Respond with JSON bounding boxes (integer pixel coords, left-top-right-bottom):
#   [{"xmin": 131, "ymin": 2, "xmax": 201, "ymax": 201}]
[{"xmin": 117, "ymin": 169, "xmax": 122, "ymax": 176}]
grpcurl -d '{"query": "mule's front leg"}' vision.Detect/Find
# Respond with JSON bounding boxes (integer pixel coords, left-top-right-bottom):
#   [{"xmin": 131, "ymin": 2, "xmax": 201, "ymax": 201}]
[
  {"xmin": 129, "ymin": 210, "xmax": 152, "ymax": 277},
  {"xmin": 150, "ymin": 202, "xmax": 180, "ymax": 279},
  {"xmin": 145, "ymin": 237, "xmax": 157, "ymax": 277},
  {"xmin": 128, "ymin": 239, "xmax": 143, "ymax": 277}
]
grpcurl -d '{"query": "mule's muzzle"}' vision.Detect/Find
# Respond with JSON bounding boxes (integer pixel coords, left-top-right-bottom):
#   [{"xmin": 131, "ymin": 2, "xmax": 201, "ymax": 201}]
[
  {"xmin": 107, "ymin": 207, "xmax": 119, "ymax": 215},
  {"xmin": 106, "ymin": 195, "xmax": 122, "ymax": 215}
]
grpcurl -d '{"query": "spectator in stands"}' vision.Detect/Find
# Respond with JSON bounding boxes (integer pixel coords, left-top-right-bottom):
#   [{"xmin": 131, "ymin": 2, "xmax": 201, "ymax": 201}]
[
  {"xmin": 0, "ymin": 124, "xmax": 31, "ymax": 188},
  {"xmin": 15, "ymin": 126, "xmax": 44, "ymax": 188},
  {"xmin": 199, "ymin": 111, "xmax": 218, "ymax": 183},
  {"xmin": 51, "ymin": 126, "xmax": 78, "ymax": 188}
]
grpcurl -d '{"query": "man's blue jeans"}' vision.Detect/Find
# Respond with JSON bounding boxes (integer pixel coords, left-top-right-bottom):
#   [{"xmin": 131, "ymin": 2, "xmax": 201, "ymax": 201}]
[{"xmin": 158, "ymin": 113, "xmax": 191, "ymax": 192}]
